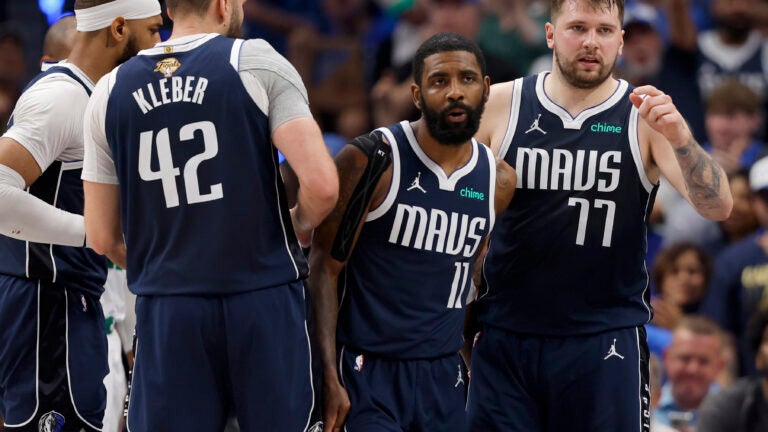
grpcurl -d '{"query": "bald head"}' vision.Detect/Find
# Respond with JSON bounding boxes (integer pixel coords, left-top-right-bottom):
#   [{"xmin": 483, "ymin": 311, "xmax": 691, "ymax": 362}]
[{"xmin": 41, "ymin": 15, "xmax": 77, "ymax": 63}]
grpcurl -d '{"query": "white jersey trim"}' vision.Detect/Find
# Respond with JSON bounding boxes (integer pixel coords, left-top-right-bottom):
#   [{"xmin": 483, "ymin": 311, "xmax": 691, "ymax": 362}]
[
  {"xmin": 483, "ymin": 144, "xmax": 496, "ymax": 232},
  {"xmin": 138, "ymin": 33, "xmax": 218, "ymax": 56},
  {"xmin": 229, "ymin": 38, "xmax": 244, "ymax": 71},
  {"xmin": 628, "ymin": 107, "xmax": 655, "ymax": 193},
  {"xmin": 401, "ymin": 121, "xmax": 479, "ymax": 191},
  {"xmin": 498, "ymin": 78, "xmax": 524, "ymax": 160},
  {"xmin": 366, "ymin": 126, "xmax": 400, "ymax": 222},
  {"xmin": 536, "ymin": 72, "xmax": 629, "ymax": 130},
  {"xmin": 699, "ymin": 30, "xmax": 762, "ymax": 72},
  {"xmin": 302, "ymin": 308, "xmax": 315, "ymax": 432}
]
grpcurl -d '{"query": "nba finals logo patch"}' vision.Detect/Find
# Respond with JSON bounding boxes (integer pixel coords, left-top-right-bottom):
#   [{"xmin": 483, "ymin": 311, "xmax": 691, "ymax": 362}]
[
  {"xmin": 154, "ymin": 58, "xmax": 181, "ymax": 78},
  {"xmin": 354, "ymin": 354, "xmax": 365, "ymax": 371},
  {"xmin": 39, "ymin": 411, "xmax": 65, "ymax": 432}
]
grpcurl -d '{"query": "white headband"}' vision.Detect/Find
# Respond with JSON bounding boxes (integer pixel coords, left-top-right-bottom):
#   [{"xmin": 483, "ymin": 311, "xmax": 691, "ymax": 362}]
[{"xmin": 75, "ymin": 0, "xmax": 161, "ymax": 32}]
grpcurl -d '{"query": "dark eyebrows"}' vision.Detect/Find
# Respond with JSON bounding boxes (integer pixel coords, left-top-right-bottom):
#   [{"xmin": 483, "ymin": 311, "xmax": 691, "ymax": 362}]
[{"xmin": 426, "ymin": 68, "xmax": 480, "ymax": 80}]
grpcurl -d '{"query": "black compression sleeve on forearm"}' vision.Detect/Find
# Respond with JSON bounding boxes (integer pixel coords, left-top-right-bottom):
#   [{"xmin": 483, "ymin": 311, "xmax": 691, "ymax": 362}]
[{"xmin": 330, "ymin": 131, "xmax": 391, "ymax": 262}]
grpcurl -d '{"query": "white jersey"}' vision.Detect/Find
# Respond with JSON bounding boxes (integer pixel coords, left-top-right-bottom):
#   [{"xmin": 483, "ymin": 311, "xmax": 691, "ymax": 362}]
[{"xmin": 3, "ymin": 61, "xmax": 94, "ymax": 169}]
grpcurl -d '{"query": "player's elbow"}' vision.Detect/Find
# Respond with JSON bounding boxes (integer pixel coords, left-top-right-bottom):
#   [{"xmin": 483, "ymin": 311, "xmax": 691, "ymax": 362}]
[
  {"xmin": 87, "ymin": 234, "xmax": 118, "ymax": 257},
  {"xmin": 699, "ymin": 196, "xmax": 733, "ymax": 222},
  {"xmin": 307, "ymin": 170, "xmax": 340, "ymax": 214},
  {"xmin": 708, "ymin": 199, "xmax": 733, "ymax": 221}
]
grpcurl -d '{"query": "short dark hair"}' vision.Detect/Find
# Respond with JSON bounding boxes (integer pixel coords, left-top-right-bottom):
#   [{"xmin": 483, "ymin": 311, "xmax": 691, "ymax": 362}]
[
  {"xmin": 550, "ymin": 0, "xmax": 625, "ymax": 24},
  {"xmin": 165, "ymin": 0, "xmax": 213, "ymax": 17},
  {"xmin": 412, "ymin": 32, "xmax": 486, "ymax": 87},
  {"xmin": 74, "ymin": 0, "xmax": 120, "ymax": 9},
  {"xmin": 746, "ymin": 309, "xmax": 768, "ymax": 357},
  {"xmin": 651, "ymin": 242, "xmax": 713, "ymax": 296}
]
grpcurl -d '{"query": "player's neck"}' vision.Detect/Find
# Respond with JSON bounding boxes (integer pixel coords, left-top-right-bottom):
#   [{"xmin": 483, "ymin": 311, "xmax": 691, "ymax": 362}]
[
  {"xmin": 411, "ymin": 119, "xmax": 473, "ymax": 177},
  {"xmin": 166, "ymin": 18, "xmax": 228, "ymax": 41},
  {"xmin": 544, "ymin": 70, "xmax": 619, "ymax": 118},
  {"xmin": 67, "ymin": 34, "xmax": 116, "ymax": 84}
]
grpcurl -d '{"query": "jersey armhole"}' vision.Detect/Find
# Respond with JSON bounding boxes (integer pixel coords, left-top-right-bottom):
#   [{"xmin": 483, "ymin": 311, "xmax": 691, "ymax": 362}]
[
  {"xmin": 365, "ymin": 126, "xmax": 399, "ymax": 222},
  {"xmin": 497, "ymin": 77, "xmax": 524, "ymax": 160},
  {"xmin": 628, "ymin": 107, "xmax": 656, "ymax": 193},
  {"xmin": 230, "ymin": 39, "xmax": 245, "ymax": 71}
]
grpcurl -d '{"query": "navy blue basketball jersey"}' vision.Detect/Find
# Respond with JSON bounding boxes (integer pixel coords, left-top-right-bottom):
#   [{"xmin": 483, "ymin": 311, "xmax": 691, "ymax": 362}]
[
  {"xmin": 104, "ymin": 35, "xmax": 306, "ymax": 296},
  {"xmin": 0, "ymin": 66, "xmax": 107, "ymax": 295},
  {"xmin": 697, "ymin": 30, "xmax": 768, "ymax": 100},
  {"xmin": 480, "ymin": 73, "xmax": 656, "ymax": 335},
  {"xmin": 337, "ymin": 121, "xmax": 496, "ymax": 358}
]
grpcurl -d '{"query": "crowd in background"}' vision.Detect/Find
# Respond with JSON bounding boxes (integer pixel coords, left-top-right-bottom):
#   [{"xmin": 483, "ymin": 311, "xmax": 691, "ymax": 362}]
[{"xmin": 0, "ymin": 0, "xmax": 767, "ymax": 431}]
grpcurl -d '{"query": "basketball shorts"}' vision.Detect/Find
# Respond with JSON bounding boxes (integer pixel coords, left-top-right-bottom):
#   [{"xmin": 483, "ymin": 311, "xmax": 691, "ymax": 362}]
[
  {"xmin": 467, "ymin": 325, "xmax": 651, "ymax": 432},
  {"xmin": 126, "ymin": 281, "xmax": 313, "ymax": 432},
  {"xmin": 339, "ymin": 347, "xmax": 467, "ymax": 432},
  {"xmin": 0, "ymin": 275, "xmax": 108, "ymax": 432}
]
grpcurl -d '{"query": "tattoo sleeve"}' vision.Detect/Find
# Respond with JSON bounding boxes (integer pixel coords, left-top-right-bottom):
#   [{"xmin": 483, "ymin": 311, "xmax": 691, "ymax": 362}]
[{"xmin": 673, "ymin": 138, "xmax": 724, "ymax": 212}]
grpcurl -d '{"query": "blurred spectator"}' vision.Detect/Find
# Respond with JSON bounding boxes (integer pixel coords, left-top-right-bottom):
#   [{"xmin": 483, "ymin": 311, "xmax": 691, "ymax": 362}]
[
  {"xmin": 651, "ymin": 242, "xmax": 713, "ymax": 330},
  {"xmin": 702, "ymin": 80, "xmax": 766, "ymax": 175},
  {"xmin": 616, "ymin": 2, "xmax": 664, "ymax": 85},
  {"xmin": 288, "ymin": 0, "xmax": 379, "ymax": 140},
  {"xmin": 653, "ymin": 80, "xmax": 765, "ymax": 253},
  {"xmin": 655, "ymin": 316, "xmax": 727, "ymax": 431},
  {"xmin": 476, "ymin": 0, "xmax": 549, "ymax": 76},
  {"xmin": 0, "ymin": 26, "xmax": 26, "ymax": 88},
  {"xmin": 0, "ymin": 26, "xmax": 25, "ymax": 133},
  {"xmin": 650, "ymin": 353, "xmax": 678, "ymax": 432},
  {"xmin": 720, "ymin": 169, "xmax": 762, "ymax": 245},
  {"xmin": 614, "ymin": 1, "xmax": 707, "ymax": 143},
  {"xmin": 700, "ymin": 156, "xmax": 768, "ymax": 376},
  {"xmin": 242, "ymin": 0, "xmax": 324, "ymax": 55},
  {"xmin": 697, "ymin": 309, "xmax": 768, "ymax": 431},
  {"xmin": 694, "ymin": 0, "xmax": 768, "ymax": 141}
]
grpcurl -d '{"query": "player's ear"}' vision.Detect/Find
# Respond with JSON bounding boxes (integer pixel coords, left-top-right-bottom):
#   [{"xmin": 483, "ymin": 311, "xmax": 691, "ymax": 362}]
[
  {"xmin": 483, "ymin": 76, "xmax": 490, "ymax": 102},
  {"xmin": 412, "ymin": 82, "xmax": 422, "ymax": 110},
  {"xmin": 217, "ymin": 0, "xmax": 228, "ymax": 22},
  {"xmin": 618, "ymin": 29, "xmax": 625, "ymax": 56},
  {"xmin": 545, "ymin": 22, "xmax": 555, "ymax": 49},
  {"xmin": 109, "ymin": 16, "xmax": 127, "ymax": 44}
]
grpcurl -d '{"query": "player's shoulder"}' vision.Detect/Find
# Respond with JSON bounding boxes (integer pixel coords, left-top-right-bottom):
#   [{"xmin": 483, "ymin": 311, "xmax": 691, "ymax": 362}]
[
  {"xmin": 15, "ymin": 71, "xmax": 90, "ymax": 118},
  {"xmin": 24, "ymin": 67, "xmax": 91, "ymax": 101},
  {"xmin": 239, "ymin": 38, "xmax": 295, "ymax": 72}
]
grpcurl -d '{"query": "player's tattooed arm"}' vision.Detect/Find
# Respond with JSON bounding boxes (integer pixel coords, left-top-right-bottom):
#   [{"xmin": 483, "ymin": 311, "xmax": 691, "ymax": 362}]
[
  {"xmin": 673, "ymin": 139, "xmax": 726, "ymax": 213},
  {"xmin": 308, "ymin": 144, "xmax": 390, "ymax": 432},
  {"xmin": 630, "ymin": 85, "xmax": 732, "ymax": 221}
]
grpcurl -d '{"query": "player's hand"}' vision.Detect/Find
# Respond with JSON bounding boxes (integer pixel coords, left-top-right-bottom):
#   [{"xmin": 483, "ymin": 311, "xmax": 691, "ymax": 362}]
[
  {"xmin": 629, "ymin": 86, "xmax": 692, "ymax": 149},
  {"xmin": 323, "ymin": 379, "xmax": 351, "ymax": 432}
]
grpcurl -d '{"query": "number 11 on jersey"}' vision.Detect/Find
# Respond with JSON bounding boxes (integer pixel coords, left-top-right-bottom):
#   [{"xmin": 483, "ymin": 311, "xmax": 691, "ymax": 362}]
[{"xmin": 447, "ymin": 262, "xmax": 470, "ymax": 309}]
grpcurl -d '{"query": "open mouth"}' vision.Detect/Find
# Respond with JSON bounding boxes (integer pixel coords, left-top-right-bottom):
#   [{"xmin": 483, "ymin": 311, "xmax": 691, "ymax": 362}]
[
  {"xmin": 446, "ymin": 108, "xmax": 468, "ymax": 122},
  {"xmin": 579, "ymin": 56, "xmax": 601, "ymax": 66}
]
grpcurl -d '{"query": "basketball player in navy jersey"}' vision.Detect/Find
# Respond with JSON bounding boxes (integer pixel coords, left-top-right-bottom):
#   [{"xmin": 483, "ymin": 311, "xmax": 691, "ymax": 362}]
[
  {"xmin": 310, "ymin": 32, "xmax": 516, "ymax": 432},
  {"xmin": 0, "ymin": 1, "xmax": 161, "ymax": 430},
  {"xmin": 81, "ymin": 0, "xmax": 338, "ymax": 430},
  {"xmin": 466, "ymin": 0, "xmax": 734, "ymax": 430}
]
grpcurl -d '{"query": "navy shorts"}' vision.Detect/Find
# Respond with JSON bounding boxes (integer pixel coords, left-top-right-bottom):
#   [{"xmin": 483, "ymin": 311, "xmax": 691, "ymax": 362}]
[
  {"xmin": 467, "ymin": 325, "xmax": 651, "ymax": 432},
  {"xmin": 339, "ymin": 347, "xmax": 467, "ymax": 432},
  {"xmin": 126, "ymin": 281, "xmax": 313, "ymax": 432},
  {"xmin": 0, "ymin": 276, "xmax": 108, "ymax": 431}
]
